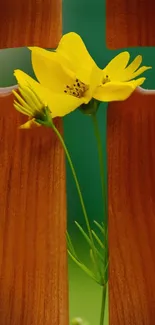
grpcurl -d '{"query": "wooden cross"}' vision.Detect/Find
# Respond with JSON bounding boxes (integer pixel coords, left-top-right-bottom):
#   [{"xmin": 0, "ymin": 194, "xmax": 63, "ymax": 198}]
[{"xmin": 0, "ymin": 0, "xmax": 155, "ymax": 324}]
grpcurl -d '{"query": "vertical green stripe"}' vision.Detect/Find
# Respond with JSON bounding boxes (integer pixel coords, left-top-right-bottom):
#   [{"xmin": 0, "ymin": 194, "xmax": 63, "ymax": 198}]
[
  {"xmin": 0, "ymin": 4, "xmax": 155, "ymax": 324},
  {"xmin": 62, "ymin": 0, "xmax": 106, "ymax": 63},
  {"xmin": 62, "ymin": 1, "xmax": 108, "ymax": 324}
]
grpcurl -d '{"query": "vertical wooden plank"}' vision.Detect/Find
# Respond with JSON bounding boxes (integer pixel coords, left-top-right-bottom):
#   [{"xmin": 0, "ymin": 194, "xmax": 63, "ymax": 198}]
[
  {"xmin": 0, "ymin": 96, "xmax": 68, "ymax": 325},
  {"xmin": 0, "ymin": 1, "xmax": 68, "ymax": 324},
  {"xmin": 108, "ymin": 89, "xmax": 155, "ymax": 324},
  {"xmin": 106, "ymin": 0, "xmax": 155, "ymax": 323}
]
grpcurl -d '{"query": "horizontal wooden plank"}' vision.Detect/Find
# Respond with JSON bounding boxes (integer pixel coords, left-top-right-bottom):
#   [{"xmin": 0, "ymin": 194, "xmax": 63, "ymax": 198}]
[
  {"xmin": 106, "ymin": 0, "xmax": 155, "ymax": 48},
  {"xmin": 0, "ymin": 0, "xmax": 62, "ymax": 48}
]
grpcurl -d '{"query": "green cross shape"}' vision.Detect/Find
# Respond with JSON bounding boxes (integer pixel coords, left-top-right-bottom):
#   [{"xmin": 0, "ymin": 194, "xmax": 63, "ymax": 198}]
[
  {"xmin": 62, "ymin": 2, "xmax": 155, "ymax": 323},
  {"xmin": 0, "ymin": 0, "xmax": 154, "ymax": 323}
]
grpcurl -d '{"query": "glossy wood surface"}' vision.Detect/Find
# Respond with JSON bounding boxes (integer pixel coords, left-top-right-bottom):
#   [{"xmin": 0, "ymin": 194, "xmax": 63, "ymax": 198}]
[
  {"xmin": 0, "ymin": 2, "xmax": 68, "ymax": 324},
  {"xmin": 0, "ymin": 0, "xmax": 62, "ymax": 48},
  {"xmin": 0, "ymin": 98, "xmax": 68, "ymax": 325},
  {"xmin": 0, "ymin": 95, "xmax": 68, "ymax": 325},
  {"xmin": 108, "ymin": 88, "xmax": 155, "ymax": 324},
  {"xmin": 107, "ymin": 0, "xmax": 155, "ymax": 323},
  {"xmin": 0, "ymin": 0, "xmax": 155, "ymax": 324},
  {"xmin": 106, "ymin": 0, "xmax": 155, "ymax": 48}
]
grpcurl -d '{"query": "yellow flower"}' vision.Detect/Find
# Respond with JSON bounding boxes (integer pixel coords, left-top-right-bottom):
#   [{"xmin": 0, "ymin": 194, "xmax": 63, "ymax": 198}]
[
  {"xmin": 28, "ymin": 41, "xmax": 102, "ymax": 116},
  {"xmin": 71, "ymin": 318, "xmax": 89, "ymax": 325},
  {"xmin": 95, "ymin": 51, "xmax": 151, "ymax": 101},
  {"xmin": 13, "ymin": 69, "xmax": 86, "ymax": 126},
  {"xmin": 13, "ymin": 70, "xmax": 52, "ymax": 128},
  {"xmin": 28, "ymin": 32, "xmax": 151, "ymax": 117}
]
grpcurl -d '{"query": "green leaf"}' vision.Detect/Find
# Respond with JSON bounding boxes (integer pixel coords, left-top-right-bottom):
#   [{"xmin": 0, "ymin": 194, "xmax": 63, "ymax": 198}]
[
  {"xmin": 68, "ymin": 250, "xmax": 101, "ymax": 285},
  {"xmin": 104, "ymin": 260, "xmax": 109, "ymax": 275},
  {"xmin": 94, "ymin": 220, "xmax": 105, "ymax": 236},
  {"xmin": 90, "ymin": 248, "xmax": 98, "ymax": 272},
  {"xmin": 66, "ymin": 231, "xmax": 77, "ymax": 259},
  {"xmin": 92, "ymin": 230, "xmax": 104, "ymax": 249},
  {"xmin": 75, "ymin": 221, "xmax": 104, "ymax": 263},
  {"xmin": 75, "ymin": 221, "xmax": 92, "ymax": 246},
  {"xmin": 96, "ymin": 249, "xmax": 104, "ymax": 264}
]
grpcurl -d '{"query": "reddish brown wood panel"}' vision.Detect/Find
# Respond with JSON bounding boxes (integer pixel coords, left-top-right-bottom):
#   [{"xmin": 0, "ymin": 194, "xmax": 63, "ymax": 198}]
[
  {"xmin": 107, "ymin": 0, "xmax": 155, "ymax": 323},
  {"xmin": 1, "ymin": 0, "xmax": 155, "ymax": 324},
  {"xmin": 108, "ymin": 89, "xmax": 155, "ymax": 324},
  {"xmin": 0, "ymin": 0, "xmax": 62, "ymax": 48},
  {"xmin": 106, "ymin": 0, "xmax": 155, "ymax": 49},
  {"xmin": 0, "ymin": 95, "xmax": 68, "ymax": 325},
  {"xmin": 0, "ymin": 1, "xmax": 68, "ymax": 324}
]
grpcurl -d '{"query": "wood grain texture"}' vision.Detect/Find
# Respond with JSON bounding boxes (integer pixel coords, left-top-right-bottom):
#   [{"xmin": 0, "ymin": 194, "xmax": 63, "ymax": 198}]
[
  {"xmin": 0, "ymin": 0, "xmax": 62, "ymax": 48},
  {"xmin": 106, "ymin": 0, "xmax": 155, "ymax": 49},
  {"xmin": 0, "ymin": 96, "xmax": 68, "ymax": 325},
  {"xmin": 108, "ymin": 89, "xmax": 155, "ymax": 324},
  {"xmin": 0, "ymin": 2, "xmax": 68, "ymax": 324},
  {"xmin": 106, "ymin": 0, "xmax": 155, "ymax": 323},
  {"xmin": 1, "ymin": 0, "xmax": 155, "ymax": 324}
]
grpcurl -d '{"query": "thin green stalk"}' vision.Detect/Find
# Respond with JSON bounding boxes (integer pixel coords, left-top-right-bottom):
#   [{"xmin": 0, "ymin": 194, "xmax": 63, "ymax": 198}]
[
  {"xmin": 92, "ymin": 230, "xmax": 104, "ymax": 249},
  {"xmin": 92, "ymin": 113, "xmax": 108, "ymax": 325},
  {"xmin": 91, "ymin": 113, "xmax": 107, "ymax": 220},
  {"xmin": 94, "ymin": 220, "xmax": 105, "ymax": 236},
  {"xmin": 100, "ymin": 284, "xmax": 107, "ymax": 325},
  {"xmin": 51, "ymin": 123, "xmax": 98, "ymax": 267}
]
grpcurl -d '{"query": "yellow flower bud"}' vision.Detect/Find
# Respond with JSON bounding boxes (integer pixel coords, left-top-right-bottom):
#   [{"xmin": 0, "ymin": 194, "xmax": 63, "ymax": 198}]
[{"xmin": 71, "ymin": 317, "xmax": 86, "ymax": 325}]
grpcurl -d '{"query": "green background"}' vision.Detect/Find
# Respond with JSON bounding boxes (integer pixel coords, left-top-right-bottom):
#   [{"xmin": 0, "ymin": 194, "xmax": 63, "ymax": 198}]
[{"xmin": 0, "ymin": 0, "xmax": 155, "ymax": 324}]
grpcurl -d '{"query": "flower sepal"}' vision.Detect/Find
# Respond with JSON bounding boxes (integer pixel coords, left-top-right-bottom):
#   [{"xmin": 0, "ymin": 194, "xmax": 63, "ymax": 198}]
[
  {"xmin": 79, "ymin": 98, "xmax": 100, "ymax": 116},
  {"xmin": 35, "ymin": 106, "xmax": 53, "ymax": 127}
]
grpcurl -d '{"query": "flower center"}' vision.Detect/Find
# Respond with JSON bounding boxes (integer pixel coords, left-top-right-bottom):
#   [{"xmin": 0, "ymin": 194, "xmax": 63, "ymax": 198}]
[
  {"xmin": 102, "ymin": 75, "xmax": 110, "ymax": 84},
  {"xmin": 64, "ymin": 78, "xmax": 89, "ymax": 98}
]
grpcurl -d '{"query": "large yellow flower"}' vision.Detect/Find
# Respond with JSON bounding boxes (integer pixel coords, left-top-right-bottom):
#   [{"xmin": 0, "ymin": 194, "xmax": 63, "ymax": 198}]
[
  {"xmin": 28, "ymin": 32, "xmax": 151, "ymax": 117},
  {"xmin": 13, "ymin": 69, "xmax": 87, "ymax": 126}
]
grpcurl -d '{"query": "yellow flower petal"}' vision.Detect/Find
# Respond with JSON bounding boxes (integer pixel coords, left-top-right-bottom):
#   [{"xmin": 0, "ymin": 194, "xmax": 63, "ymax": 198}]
[
  {"xmin": 29, "ymin": 33, "xmax": 98, "ymax": 86},
  {"xmin": 28, "ymin": 46, "xmax": 56, "ymax": 60},
  {"xmin": 19, "ymin": 118, "xmax": 41, "ymax": 129},
  {"xmin": 103, "ymin": 53, "xmax": 151, "ymax": 83},
  {"xmin": 19, "ymin": 85, "xmax": 43, "ymax": 111},
  {"xmin": 15, "ymin": 69, "xmax": 59, "ymax": 112},
  {"xmin": 116, "ymin": 55, "xmax": 142, "ymax": 81},
  {"xmin": 29, "ymin": 48, "xmax": 75, "ymax": 92},
  {"xmin": 76, "ymin": 66, "xmax": 96, "ymax": 86},
  {"xmin": 13, "ymin": 100, "xmax": 32, "ymax": 116},
  {"xmin": 84, "ymin": 64, "xmax": 102, "ymax": 103},
  {"xmin": 43, "ymin": 91, "xmax": 84, "ymax": 117},
  {"xmin": 93, "ymin": 78, "xmax": 145, "ymax": 102},
  {"xmin": 102, "ymin": 52, "xmax": 130, "ymax": 81},
  {"xmin": 129, "ymin": 65, "xmax": 152, "ymax": 80},
  {"xmin": 29, "ymin": 46, "xmax": 75, "ymax": 78},
  {"xmin": 14, "ymin": 69, "xmax": 46, "ymax": 103},
  {"xmin": 116, "ymin": 55, "xmax": 151, "ymax": 81},
  {"xmin": 14, "ymin": 69, "xmax": 83, "ymax": 118},
  {"xmin": 29, "ymin": 46, "xmax": 74, "ymax": 72},
  {"xmin": 57, "ymin": 32, "xmax": 95, "ymax": 76},
  {"xmin": 57, "ymin": 32, "xmax": 97, "ymax": 84}
]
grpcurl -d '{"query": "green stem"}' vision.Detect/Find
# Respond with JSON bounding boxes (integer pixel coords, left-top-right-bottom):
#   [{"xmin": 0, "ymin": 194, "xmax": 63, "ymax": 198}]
[
  {"xmin": 51, "ymin": 123, "xmax": 97, "ymax": 264},
  {"xmin": 91, "ymin": 113, "xmax": 107, "ymax": 220},
  {"xmin": 100, "ymin": 284, "xmax": 107, "ymax": 325},
  {"xmin": 91, "ymin": 113, "xmax": 108, "ymax": 325}
]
